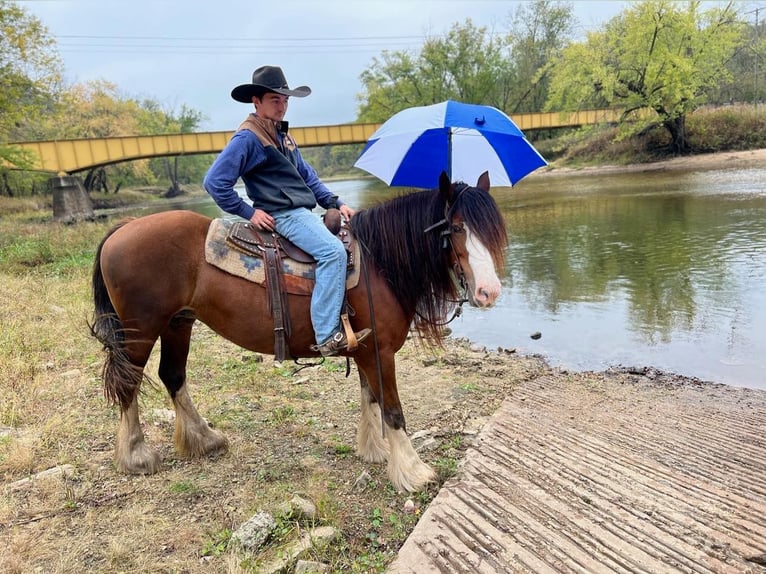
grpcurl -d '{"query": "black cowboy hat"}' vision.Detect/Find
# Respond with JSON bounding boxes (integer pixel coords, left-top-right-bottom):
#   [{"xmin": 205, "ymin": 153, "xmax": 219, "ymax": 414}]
[{"xmin": 231, "ymin": 65, "xmax": 311, "ymax": 103}]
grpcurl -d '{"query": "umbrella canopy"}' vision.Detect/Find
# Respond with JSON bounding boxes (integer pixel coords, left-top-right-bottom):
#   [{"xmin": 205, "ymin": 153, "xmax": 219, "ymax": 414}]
[{"xmin": 354, "ymin": 100, "xmax": 547, "ymax": 189}]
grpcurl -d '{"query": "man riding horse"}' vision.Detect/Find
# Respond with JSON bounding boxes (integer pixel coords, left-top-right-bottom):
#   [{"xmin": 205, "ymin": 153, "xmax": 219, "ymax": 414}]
[{"xmin": 203, "ymin": 65, "xmax": 370, "ymax": 356}]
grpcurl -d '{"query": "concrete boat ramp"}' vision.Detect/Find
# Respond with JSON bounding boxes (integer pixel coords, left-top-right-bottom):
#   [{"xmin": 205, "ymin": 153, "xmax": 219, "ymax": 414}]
[{"xmin": 388, "ymin": 368, "xmax": 766, "ymax": 573}]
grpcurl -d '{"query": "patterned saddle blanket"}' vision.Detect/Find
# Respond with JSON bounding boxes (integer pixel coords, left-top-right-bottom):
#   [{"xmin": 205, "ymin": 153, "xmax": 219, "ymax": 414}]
[{"xmin": 204, "ymin": 217, "xmax": 360, "ymax": 296}]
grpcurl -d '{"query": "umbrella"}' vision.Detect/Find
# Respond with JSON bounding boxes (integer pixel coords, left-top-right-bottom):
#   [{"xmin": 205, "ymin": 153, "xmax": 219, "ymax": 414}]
[{"xmin": 353, "ymin": 100, "xmax": 547, "ymax": 189}]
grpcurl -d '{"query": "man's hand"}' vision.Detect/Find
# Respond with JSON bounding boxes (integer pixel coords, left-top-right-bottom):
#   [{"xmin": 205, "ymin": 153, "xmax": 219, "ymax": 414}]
[
  {"xmin": 339, "ymin": 204, "xmax": 355, "ymax": 220},
  {"xmin": 250, "ymin": 209, "xmax": 275, "ymax": 231}
]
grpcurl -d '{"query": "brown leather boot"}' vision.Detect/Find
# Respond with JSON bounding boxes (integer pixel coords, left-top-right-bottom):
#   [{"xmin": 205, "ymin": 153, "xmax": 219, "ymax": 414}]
[{"xmin": 313, "ymin": 328, "xmax": 372, "ymax": 357}]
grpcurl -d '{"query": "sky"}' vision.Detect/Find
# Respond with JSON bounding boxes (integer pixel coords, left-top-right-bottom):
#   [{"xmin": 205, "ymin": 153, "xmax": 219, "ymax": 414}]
[{"xmin": 18, "ymin": 1, "xmax": 634, "ymax": 131}]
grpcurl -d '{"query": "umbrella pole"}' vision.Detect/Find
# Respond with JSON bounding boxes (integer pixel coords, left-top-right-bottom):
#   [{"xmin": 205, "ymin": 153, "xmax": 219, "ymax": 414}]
[{"xmin": 447, "ymin": 129, "xmax": 452, "ymax": 180}]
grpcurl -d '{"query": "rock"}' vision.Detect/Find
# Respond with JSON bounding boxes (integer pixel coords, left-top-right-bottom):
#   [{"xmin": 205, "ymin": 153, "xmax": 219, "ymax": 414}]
[
  {"xmin": 410, "ymin": 429, "xmax": 437, "ymax": 452},
  {"xmin": 530, "ymin": 331, "xmax": 542, "ymax": 340},
  {"xmin": 9, "ymin": 464, "xmax": 75, "ymax": 491},
  {"xmin": 403, "ymin": 499, "xmax": 416, "ymax": 514},
  {"xmin": 258, "ymin": 526, "xmax": 340, "ymax": 574},
  {"xmin": 150, "ymin": 408, "xmax": 176, "ymax": 424},
  {"xmin": 276, "ymin": 494, "xmax": 317, "ymax": 523},
  {"xmin": 353, "ymin": 470, "xmax": 373, "ymax": 492},
  {"xmin": 231, "ymin": 511, "xmax": 277, "ymax": 552},
  {"xmin": 414, "ymin": 437, "xmax": 437, "ymax": 452},
  {"xmin": 409, "ymin": 430, "xmax": 432, "ymax": 441}
]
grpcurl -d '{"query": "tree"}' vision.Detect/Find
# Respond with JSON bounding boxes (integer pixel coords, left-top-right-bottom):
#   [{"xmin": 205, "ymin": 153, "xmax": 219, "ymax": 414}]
[
  {"xmin": 355, "ymin": 4, "xmax": 575, "ymax": 125},
  {"xmin": 546, "ymin": 0, "xmax": 744, "ymax": 153},
  {"xmin": 47, "ymin": 81, "xmax": 209, "ymax": 192},
  {"xmin": 505, "ymin": 0, "xmax": 575, "ymax": 113},
  {"xmin": 711, "ymin": 10, "xmax": 766, "ymax": 104},
  {"xmin": 356, "ymin": 20, "xmax": 513, "ymax": 122},
  {"xmin": 0, "ymin": 0, "xmax": 61, "ymax": 189}
]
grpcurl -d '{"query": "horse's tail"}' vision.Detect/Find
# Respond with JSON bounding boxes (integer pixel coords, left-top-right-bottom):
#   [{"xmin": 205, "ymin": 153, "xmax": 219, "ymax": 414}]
[{"xmin": 89, "ymin": 220, "xmax": 144, "ymax": 410}]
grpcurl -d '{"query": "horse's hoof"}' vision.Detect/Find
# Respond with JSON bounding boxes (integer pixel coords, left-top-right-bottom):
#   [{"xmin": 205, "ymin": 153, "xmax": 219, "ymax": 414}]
[
  {"xmin": 199, "ymin": 432, "xmax": 229, "ymax": 459},
  {"xmin": 175, "ymin": 425, "xmax": 229, "ymax": 459},
  {"xmin": 357, "ymin": 442, "xmax": 390, "ymax": 464},
  {"xmin": 115, "ymin": 445, "xmax": 162, "ymax": 475},
  {"xmin": 389, "ymin": 461, "xmax": 438, "ymax": 493}
]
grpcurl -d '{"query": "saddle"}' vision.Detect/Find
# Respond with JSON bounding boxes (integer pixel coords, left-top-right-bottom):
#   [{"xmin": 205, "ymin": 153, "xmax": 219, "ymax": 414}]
[
  {"xmin": 223, "ymin": 209, "xmax": 355, "ymax": 362},
  {"xmin": 226, "ymin": 222, "xmax": 354, "ymax": 269}
]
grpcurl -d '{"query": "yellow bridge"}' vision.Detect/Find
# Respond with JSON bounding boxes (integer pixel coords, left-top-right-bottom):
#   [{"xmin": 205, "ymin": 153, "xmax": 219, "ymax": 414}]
[{"xmin": 9, "ymin": 109, "xmax": 621, "ymax": 175}]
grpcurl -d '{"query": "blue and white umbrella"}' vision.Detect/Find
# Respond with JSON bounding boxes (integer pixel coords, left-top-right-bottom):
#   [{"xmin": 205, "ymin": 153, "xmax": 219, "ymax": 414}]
[{"xmin": 354, "ymin": 100, "xmax": 547, "ymax": 189}]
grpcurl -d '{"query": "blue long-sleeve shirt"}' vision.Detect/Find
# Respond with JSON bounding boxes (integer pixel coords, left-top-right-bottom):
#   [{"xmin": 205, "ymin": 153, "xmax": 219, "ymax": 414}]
[{"xmin": 203, "ymin": 128, "xmax": 341, "ymax": 221}]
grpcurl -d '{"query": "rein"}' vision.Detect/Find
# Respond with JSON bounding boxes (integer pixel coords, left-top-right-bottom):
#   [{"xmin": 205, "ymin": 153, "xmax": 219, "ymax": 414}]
[
  {"xmin": 354, "ymin": 185, "xmax": 470, "ymax": 435},
  {"xmin": 357, "ymin": 238, "xmax": 386, "ymax": 437}
]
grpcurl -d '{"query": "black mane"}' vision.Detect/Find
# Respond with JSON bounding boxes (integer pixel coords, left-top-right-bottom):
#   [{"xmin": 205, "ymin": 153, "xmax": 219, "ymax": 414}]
[{"xmin": 351, "ymin": 182, "xmax": 507, "ymax": 345}]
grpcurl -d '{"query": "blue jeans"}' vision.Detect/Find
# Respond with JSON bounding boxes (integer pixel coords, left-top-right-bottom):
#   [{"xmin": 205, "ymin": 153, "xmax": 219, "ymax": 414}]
[{"xmin": 273, "ymin": 208, "xmax": 346, "ymax": 344}]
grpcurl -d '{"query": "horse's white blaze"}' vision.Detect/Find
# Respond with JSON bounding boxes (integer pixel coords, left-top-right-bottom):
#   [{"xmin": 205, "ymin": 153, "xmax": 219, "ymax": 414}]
[
  {"xmin": 357, "ymin": 385, "xmax": 390, "ymax": 463},
  {"xmin": 464, "ymin": 223, "xmax": 502, "ymax": 307},
  {"xmin": 386, "ymin": 428, "xmax": 437, "ymax": 492}
]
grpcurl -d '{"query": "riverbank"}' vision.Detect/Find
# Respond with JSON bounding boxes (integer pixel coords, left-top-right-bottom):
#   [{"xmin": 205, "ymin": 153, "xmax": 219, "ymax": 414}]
[
  {"xmin": 534, "ymin": 146, "xmax": 766, "ymax": 178},
  {"xmin": 390, "ymin": 343, "xmax": 766, "ymax": 573}
]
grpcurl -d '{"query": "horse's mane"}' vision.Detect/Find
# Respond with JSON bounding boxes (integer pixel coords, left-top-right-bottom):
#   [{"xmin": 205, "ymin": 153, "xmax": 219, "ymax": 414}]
[{"xmin": 352, "ymin": 182, "xmax": 507, "ymax": 345}]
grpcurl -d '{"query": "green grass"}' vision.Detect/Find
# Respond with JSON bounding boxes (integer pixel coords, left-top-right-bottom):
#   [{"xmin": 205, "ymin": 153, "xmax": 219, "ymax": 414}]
[
  {"xmin": 0, "ymin": 218, "xmax": 107, "ymax": 277},
  {"xmin": 168, "ymin": 480, "xmax": 200, "ymax": 495},
  {"xmin": 200, "ymin": 528, "xmax": 232, "ymax": 557}
]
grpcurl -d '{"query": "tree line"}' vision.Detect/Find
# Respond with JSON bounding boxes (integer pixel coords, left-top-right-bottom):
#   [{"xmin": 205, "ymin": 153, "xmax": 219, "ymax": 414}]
[{"xmin": 1, "ymin": 0, "xmax": 764, "ymax": 196}]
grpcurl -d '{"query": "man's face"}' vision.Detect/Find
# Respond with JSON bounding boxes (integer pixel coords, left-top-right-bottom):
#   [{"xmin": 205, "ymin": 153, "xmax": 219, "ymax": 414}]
[{"xmin": 254, "ymin": 92, "xmax": 289, "ymax": 122}]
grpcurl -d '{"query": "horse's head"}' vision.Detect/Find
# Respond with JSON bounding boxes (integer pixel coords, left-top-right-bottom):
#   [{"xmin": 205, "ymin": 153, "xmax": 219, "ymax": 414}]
[{"xmin": 439, "ymin": 171, "xmax": 507, "ymax": 308}]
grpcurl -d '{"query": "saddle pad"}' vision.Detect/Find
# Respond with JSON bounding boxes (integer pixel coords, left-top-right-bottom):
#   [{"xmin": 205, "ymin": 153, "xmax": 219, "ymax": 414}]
[{"xmin": 205, "ymin": 218, "xmax": 360, "ymax": 295}]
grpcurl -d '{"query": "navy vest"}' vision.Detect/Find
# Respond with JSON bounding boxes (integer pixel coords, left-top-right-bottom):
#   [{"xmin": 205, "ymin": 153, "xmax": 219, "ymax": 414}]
[{"xmin": 238, "ymin": 116, "xmax": 317, "ymax": 213}]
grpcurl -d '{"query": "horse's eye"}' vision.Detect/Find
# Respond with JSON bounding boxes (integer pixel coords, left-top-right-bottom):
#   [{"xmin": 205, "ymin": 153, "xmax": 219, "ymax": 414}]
[{"xmin": 451, "ymin": 224, "xmax": 464, "ymax": 234}]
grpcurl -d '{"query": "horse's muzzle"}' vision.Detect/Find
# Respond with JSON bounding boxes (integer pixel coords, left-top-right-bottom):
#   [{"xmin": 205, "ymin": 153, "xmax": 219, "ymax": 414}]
[{"xmin": 471, "ymin": 281, "xmax": 501, "ymax": 308}]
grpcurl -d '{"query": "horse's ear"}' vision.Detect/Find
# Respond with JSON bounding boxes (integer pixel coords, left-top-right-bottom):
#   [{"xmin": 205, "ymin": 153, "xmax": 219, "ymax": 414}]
[
  {"xmin": 438, "ymin": 171, "xmax": 451, "ymax": 192},
  {"xmin": 477, "ymin": 171, "xmax": 490, "ymax": 192},
  {"xmin": 438, "ymin": 171, "xmax": 453, "ymax": 202}
]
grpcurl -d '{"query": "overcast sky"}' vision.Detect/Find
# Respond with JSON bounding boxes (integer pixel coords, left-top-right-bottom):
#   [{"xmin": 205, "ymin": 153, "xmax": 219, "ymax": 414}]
[{"xmin": 19, "ymin": 1, "xmax": 634, "ymax": 130}]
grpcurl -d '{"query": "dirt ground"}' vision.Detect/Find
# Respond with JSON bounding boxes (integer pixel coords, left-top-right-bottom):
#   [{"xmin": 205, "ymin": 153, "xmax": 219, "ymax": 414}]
[
  {"xmin": 4, "ymin": 324, "xmax": 763, "ymax": 573},
  {"xmin": 0, "ymin": 325, "xmax": 550, "ymax": 573}
]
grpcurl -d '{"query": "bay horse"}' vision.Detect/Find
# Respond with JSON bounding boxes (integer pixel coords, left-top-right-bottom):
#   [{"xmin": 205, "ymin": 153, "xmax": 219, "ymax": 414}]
[{"xmin": 90, "ymin": 171, "xmax": 507, "ymax": 492}]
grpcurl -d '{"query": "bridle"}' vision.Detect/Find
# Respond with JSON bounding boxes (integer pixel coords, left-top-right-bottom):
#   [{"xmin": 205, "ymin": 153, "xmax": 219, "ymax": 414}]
[{"xmin": 421, "ymin": 183, "xmax": 471, "ymax": 325}]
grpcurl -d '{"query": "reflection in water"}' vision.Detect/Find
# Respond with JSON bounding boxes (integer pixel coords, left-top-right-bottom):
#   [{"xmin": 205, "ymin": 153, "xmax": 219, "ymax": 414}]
[
  {"xmin": 119, "ymin": 171, "xmax": 766, "ymax": 390},
  {"xmin": 467, "ymin": 170, "xmax": 765, "ymax": 390}
]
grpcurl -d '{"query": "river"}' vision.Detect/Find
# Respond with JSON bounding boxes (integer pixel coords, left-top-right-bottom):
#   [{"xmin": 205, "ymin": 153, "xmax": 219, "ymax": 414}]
[{"xmin": 127, "ymin": 166, "xmax": 766, "ymax": 390}]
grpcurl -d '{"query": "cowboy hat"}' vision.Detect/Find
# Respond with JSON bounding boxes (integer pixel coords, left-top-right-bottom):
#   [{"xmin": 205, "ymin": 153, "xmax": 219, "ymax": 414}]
[{"xmin": 231, "ymin": 65, "xmax": 311, "ymax": 102}]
